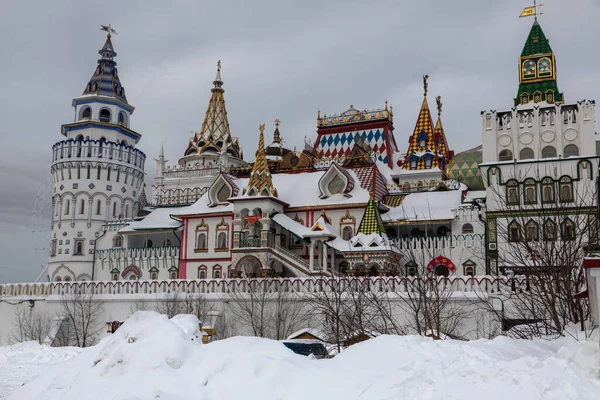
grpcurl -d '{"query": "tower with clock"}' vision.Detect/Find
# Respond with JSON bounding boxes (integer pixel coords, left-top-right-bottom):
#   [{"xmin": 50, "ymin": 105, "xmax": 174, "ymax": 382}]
[{"xmin": 515, "ymin": 19, "xmax": 563, "ymax": 106}]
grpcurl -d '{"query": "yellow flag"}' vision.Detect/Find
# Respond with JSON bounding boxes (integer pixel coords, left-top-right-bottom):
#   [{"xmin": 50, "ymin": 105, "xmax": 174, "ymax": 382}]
[{"xmin": 519, "ymin": 7, "xmax": 536, "ymax": 17}]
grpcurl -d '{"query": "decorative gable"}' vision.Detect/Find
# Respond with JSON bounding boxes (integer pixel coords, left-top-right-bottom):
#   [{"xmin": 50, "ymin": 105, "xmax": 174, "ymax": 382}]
[
  {"xmin": 318, "ymin": 163, "xmax": 355, "ymax": 198},
  {"xmin": 208, "ymin": 172, "xmax": 239, "ymax": 206}
]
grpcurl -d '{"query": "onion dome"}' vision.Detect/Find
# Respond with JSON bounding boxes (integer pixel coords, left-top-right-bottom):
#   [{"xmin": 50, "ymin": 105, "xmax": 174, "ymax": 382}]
[{"xmin": 265, "ymin": 119, "xmax": 292, "ymax": 161}]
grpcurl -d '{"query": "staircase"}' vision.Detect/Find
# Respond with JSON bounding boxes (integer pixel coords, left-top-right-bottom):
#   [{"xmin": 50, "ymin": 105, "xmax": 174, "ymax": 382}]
[{"xmin": 271, "ymin": 245, "xmax": 332, "ymax": 277}]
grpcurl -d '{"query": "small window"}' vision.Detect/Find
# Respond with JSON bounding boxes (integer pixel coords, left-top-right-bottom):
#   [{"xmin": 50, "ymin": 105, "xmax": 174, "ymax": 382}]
[
  {"xmin": 198, "ymin": 269, "xmax": 207, "ymax": 279},
  {"xmin": 543, "ymin": 219, "xmax": 557, "ymax": 241},
  {"xmin": 74, "ymin": 240, "xmax": 84, "ymax": 255},
  {"xmin": 464, "ymin": 265, "xmax": 475, "ymax": 277},
  {"xmin": 328, "ymin": 175, "xmax": 345, "ymax": 195},
  {"xmin": 406, "ymin": 266, "xmax": 417, "ymax": 277},
  {"xmin": 561, "ymin": 218, "xmax": 576, "ymax": 241},
  {"xmin": 118, "ymin": 112, "xmax": 126, "ymax": 125},
  {"xmin": 146, "ymin": 239, "xmax": 153, "ymax": 248},
  {"xmin": 55, "ymin": 276, "xmax": 62, "ymax": 282},
  {"xmin": 150, "ymin": 272, "xmax": 158, "ymax": 280},
  {"xmin": 96, "ymin": 199, "xmax": 102, "ymax": 215},
  {"xmin": 64, "ymin": 200, "xmax": 70, "ymax": 215},
  {"xmin": 342, "ymin": 226, "xmax": 353, "ymax": 240},
  {"xmin": 519, "ymin": 147, "xmax": 534, "ymax": 160},
  {"xmin": 197, "ymin": 233, "xmax": 207, "ymax": 250},
  {"xmin": 525, "ymin": 220, "xmax": 539, "ymax": 241},
  {"xmin": 508, "ymin": 221, "xmax": 521, "ymax": 242},
  {"xmin": 542, "ymin": 146, "xmax": 557, "ymax": 159},
  {"xmin": 419, "ymin": 139, "xmax": 426, "ymax": 148},
  {"xmin": 559, "ymin": 177, "xmax": 574, "ymax": 203},
  {"xmin": 461, "ymin": 223, "xmax": 474, "ymax": 234},
  {"xmin": 499, "ymin": 150, "xmax": 513, "ymax": 162},
  {"xmin": 99, "ymin": 109, "xmax": 111, "ymax": 123},
  {"xmin": 113, "ymin": 235, "xmax": 123, "ymax": 248},
  {"xmin": 410, "ymin": 159, "xmax": 417, "ymax": 169},
  {"xmin": 506, "ymin": 180, "xmax": 519, "ymax": 205},
  {"xmin": 64, "ymin": 277, "xmax": 72, "ymax": 282},
  {"xmin": 564, "ymin": 144, "xmax": 579, "ymax": 158},
  {"xmin": 523, "ymin": 178, "xmax": 537, "ymax": 204},
  {"xmin": 80, "ymin": 107, "xmax": 91, "ymax": 120},
  {"xmin": 169, "ymin": 271, "xmax": 178, "ymax": 280},
  {"xmin": 79, "ymin": 199, "xmax": 85, "ymax": 214},
  {"xmin": 111, "ymin": 273, "xmax": 119, "ymax": 281},
  {"xmin": 217, "ymin": 185, "xmax": 231, "ymax": 202},
  {"xmin": 217, "ymin": 232, "xmax": 228, "ymax": 249},
  {"xmin": 424, "ymin": 158, "xmax": 432, "ymax": 168},
  {"xmin": 541, "ymin": 178, "xmax": 555, "ymax": 203},
  {"xmin": 213, "ymin": 269, "xmax": 221, "ymax": 279}
]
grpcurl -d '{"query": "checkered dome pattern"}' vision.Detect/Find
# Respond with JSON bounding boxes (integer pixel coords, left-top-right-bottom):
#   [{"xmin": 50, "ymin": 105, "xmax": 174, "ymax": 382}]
[
  {"xmin": 357, "ymin": 200, "xmax": 386, "ymax": 236},
  {"xmin": 315, "ymin": 129, "xmax": 388, "ymax": 164}
]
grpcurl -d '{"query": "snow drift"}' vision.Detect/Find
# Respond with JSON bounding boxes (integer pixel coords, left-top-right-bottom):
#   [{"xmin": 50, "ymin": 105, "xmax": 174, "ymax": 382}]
[{"xmin": 8, "ymin": 311, "xmax": 600, "ymax": 400}]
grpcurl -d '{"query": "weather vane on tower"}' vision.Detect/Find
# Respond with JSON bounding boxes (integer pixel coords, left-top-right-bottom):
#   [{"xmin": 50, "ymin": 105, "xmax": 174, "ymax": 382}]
[
  {"xmin": 519, "ymin": 1, "xmax": 544, "ymax": 19},
  {"xmin": 423, "ymin": 74, "xmax": 429, "ymax": 97},
  {"xmin": 100, "ymin": 24, "xmax": 118, "ymax": 38}
]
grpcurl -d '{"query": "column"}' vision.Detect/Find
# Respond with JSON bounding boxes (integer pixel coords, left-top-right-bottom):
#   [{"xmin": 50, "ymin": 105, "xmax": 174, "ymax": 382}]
[
  {"xmin": 58, "ymin": 200, "xmax": 63, "ymax": 229},
  {"xmin": 105, "ymin": 201, "xmax": 110, "ymax": 222},
  {"xmin": 309, "ymin": 241, "xmax": 315, "ymax": 271},
  {"xmin": 87, "ymin": 199, "xmax": 93, "ymax": 228},
  {"xmin": 322, "ymin": 243, "xmax": 328, "ymax": 273},
  {"xmin": 330, "ymin": 247, "xmax": 335, "ymax": 273},
  {"xmin": 70, "ymin": 199, "xmax": 76, "ymax": 227}
]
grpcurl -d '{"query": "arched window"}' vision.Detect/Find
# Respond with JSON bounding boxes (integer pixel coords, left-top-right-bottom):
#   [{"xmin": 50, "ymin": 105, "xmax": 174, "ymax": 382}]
[
  {"xmin": 113, "ymin": 234, "xmax": 123, "ymax": 248},
  {"xmin": 508, "ymin": 220, "xmax": 521, "ymax": 242},
  {"xmin": 519, "ymin": 147, "xmax": 534, "ymax": 160},
  {"xmin": 118, "ymin": 112, "xmax": 126, "ymax": 126},
  {"xmin": 55, "ymin": 276, "xmax": 62, "ymax": 282},
  {"xmin": 96, "ymin": 199, "xmax": 102, "ymax": 215},
  {"xmin": 543, "ymin": 219, "xmax": 557, "ymax": 241},
  {"xmin": 342, "ymin": 226, "xmax": 353, "ymax": 240},
  {"xmin": 198, "ymin": 269, "xmax": 207, "ymax": 279},
  {"xmin": 564, "ymin": 144, "xmax": 579, "ymax": 158},
  {"xmin": 74, "ymin": 241, "xmax": 83, "ymax": 255},
  {"xmin": 64, "ymin": 200, "xmax": 70, "ymax": 215},
  {"xmin": 461, "ymin": 223, "xmax": 474, "ymax": 234},
  {"xmin": 79, "ymin": 199, "xmax": 85, "ymax": 214},
  {"xmin": 561, "ymin": 218, "xmax": 576, "ymax": 241},
  {"xmin": 64, "ymin": 276, "xmax": 72, "ymax": 282},
  {"xmin": 523, "ymin": 178, "xmax": 537, "ymax": 204},
  {"xmin": 410, "ymin": 228, "xmax": 422, "ymax": 237},
  {"xmin": 217, "ymin": 185, "xmax": 231, "ymax": 202},
  {"xmin": 541, "ymin": 177, "xmax": 555, "ymax": 203},
  {"xmin": 559, "ymin": 177, "xmax": 574, "ymax": 203},
  {"xmin": 80, "ymin": 107, "xmax": 91, "ymax": 120},
  {"xmin": 213, "ymin": 268, "xmax": 221, "ymax": 279},
  {"xmin": 169, "ymin": 271, "xmax": 178, "ymax": 280},
  {"xmin": 197, "ymin": 233, "xmax": 207, "ymax": 250},
  {"xmin": 111, "ymin": 272, "xmax": 119, "ymax": 281},
  {"xmin": 150, "ymin": 272, "xmax": 158, "ymax": 280},
  {"xmin": 525, "ymin": 220, "xmax": 539, "ymax": 241},
  {"xmin": 434, "ymin": 265, "xmax": 449, "ymax": 277},
  {"xmin": 499, "ymin": 149, "xmax": 513, "ymax": 162},
  {"xmin": 146, "ymin": 239, "xmax": 153, "ymax": 248},
  {"xmin": 129, "ymin": 274, "xmax": 137, "ymax": 281},
  {"xmin": 542, "ymin": 146, "xmax": 557, "ymax": 158},
  {"xmin": 506, "ymin": 179, "xmax": 519, "ymax": 205},
  {"xmin": 217, "ymin": 232, "xmax": 228, "ymax": 249},
  {"xmin": 99, "ymin": 109, "xmax": 111, "ymax": 123},
  {"xmin": 112, "ymin": 202, "xmax": 117, "ymax": 218}
]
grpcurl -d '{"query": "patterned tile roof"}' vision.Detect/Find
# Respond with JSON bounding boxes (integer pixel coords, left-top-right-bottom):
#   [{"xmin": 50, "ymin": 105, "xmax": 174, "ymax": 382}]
[
  {"xmin": 447, "ymin": 145, "xmax": 484, "ymax": 190},
  {"xmin": 382, "ymin": 194, "xmax": 406, "ymax": 208},
  {"xmin": 521, "ymin": 20, "xmax": 552, "ymax": 56},
  {"xmin": 184, "ymin": 62, "xmax": 242, "ymax": 159},
  {"xmin": 350, "ymin": 165, "xmax": 388, "ymax": 202},
  {"xmin": 82, "ymin": 34, "xmax": 128, "ymax": 104},
  {"xmin": 357, "ymin": 197, "xmax": 386, "ymax": 236}
]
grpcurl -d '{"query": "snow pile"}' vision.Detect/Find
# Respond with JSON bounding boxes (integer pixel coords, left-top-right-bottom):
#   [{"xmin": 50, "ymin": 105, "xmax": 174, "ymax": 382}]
[
  {"xmin": 7, "ymin": 311, "xmax": 600, "ymax": 400},
  {"xmin": 0, "ymin": 341, "xmax": 81, "ymax": 397}
]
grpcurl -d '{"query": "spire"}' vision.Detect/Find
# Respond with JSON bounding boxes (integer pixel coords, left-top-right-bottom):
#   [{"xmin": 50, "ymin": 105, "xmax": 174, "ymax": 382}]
[
  {"xmin": 515, "ymin": 20, "xmax": 562, "ymax": 106},
  {"xmin": 184, "ymin": 61, "xmax": 242, "ymax": 159},
  {"xmin": 356, "ymin": 197, "xmax": 385, "ymax": 236},
  {"xmin": 434, "ymin": 96, "xmax": 452, "ymax": 162},
  {"xmin": 159, "ymin": 142, "xmax": 164, "ymax": 158},
  {"xmin": 244, "ymin": 124, "xmax": 278, "ymax": 197},
  {"xmin": 81, "ymin": 28, "xmax": 128, "ymax": 104},
  {"xmin": 273, "ymin": 119, "xmax": 281, "ymax": 143}
]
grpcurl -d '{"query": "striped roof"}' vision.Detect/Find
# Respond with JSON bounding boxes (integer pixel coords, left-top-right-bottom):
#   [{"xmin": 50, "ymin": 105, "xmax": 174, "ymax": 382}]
[{"xmin": 82, "ymin": 34, "xmax": 128, "ymax": 104}]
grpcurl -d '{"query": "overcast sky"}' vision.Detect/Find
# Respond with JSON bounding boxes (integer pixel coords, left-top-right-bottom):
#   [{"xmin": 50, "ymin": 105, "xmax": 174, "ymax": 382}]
[{"xmin": 0, "ymin": 0, "xmax": 599, "ymax": 282}]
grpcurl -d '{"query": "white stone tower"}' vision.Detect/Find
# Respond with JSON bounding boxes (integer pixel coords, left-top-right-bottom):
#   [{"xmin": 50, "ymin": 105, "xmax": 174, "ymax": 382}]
[{"xmin": 47, "ymin": 31, "xmax": 146, "ymax": 282}]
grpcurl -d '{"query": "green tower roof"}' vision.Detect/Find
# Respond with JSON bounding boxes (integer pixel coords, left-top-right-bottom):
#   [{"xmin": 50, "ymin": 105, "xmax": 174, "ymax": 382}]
[
  {"xmin": 357, "ymin": 198, "xmax": 386, "ymax": 236},
  {"xmin": 521, "ymin": 20, "xmax": 552, "ymax": 56}
]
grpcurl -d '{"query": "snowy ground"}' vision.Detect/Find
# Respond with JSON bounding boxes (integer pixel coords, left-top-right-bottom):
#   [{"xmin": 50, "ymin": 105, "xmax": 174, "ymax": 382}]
[{"xmin": 1, "ymin": 312, "xmax": 599, "ymax": 399}]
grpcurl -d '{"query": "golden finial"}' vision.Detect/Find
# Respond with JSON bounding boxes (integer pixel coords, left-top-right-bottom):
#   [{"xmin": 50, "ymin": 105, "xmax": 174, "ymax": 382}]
[
  {"xmin": 423, "ymin": 74, "xmax": 429, "ymax": 97},
  {"xmin": 259, "ymin": 123, "xmax": 265, "ymax": 133},
  {"xmin": 369, "ymin": 189, "xmax": 375, "ymax": 201},
  {"xmin": 217, "ymin": 60, "xmax": 221, "ymax": 71},
  {"xmin": 436, "ymin": 95, "xmax": 442, "ymax": 116},
  {"xmin": 274, "ymin": 118, "xmax": 280, "ymax": 127}
]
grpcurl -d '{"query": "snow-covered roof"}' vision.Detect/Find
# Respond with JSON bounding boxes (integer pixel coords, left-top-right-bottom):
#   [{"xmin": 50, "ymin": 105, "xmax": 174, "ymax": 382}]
[
  {"xmin": 120, "ymin": 207, "xmax": 187, "ymax": 232},
  {"xmin": 305, "ymin": 215, "xmax": 337, "ymax": 238},
  {"xmin": 286, "ymin": 328, "xmax": 326, "ymax": 341},
  {"xmin": 463, "ymin": 190, "xmax": 486, "ymax": 203},
  {"xmin": 271, "ymin": 213, "xmax": 311, "ymax": 238},
  {"xmin": 383, "ymin": 190, "xmax": 462, "ymax": 222}
]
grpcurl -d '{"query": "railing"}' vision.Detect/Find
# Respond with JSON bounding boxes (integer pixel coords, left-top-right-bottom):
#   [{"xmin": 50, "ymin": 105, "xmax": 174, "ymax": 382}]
[
  {"xmin": 96, "ymin": 246, "xmax": 180, "ymax": 259},
  {"xmin": 238, "ymin": 238, "xmax": 262, "ymax": 248},
  {"xmin": 155, "ymin": 187, "xmax": 208, "ymax": 206},
  {"xmin": 163, "ymin": 166, "xmax": 221, "ymax": 179},
  {"xmin": 0, "ymin": 276, "xmax": 539, "ymax": 298},
  {"xmin": 52, "ymin": 139, "xmax": 146, "ymax": 170},
  {"xmin": 392, "ymin": 234, "xmax": 484, "ymax": 250},
  {"xmin": 271, "ymin": 245, "xmax": 314, "ymax": 274}
]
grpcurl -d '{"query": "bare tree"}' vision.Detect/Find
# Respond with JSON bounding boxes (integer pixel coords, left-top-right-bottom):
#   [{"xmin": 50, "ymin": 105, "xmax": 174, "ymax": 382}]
[
  {"xmin": 57, "ymin": 289, "xmax": 104, "ymax": 347},
  {"xmin": 10, "ymin": 306, "xmax": 52, "ymax": 344},
  {"xmin": 155, "ymin": 291, "xmax": 215, "ymax": 323},
  {"xmin": 227, "ymin": 279, "xmax": 313, "ymax": 340},
  {"xmin": 484, "ymin": 165, "xmax": 595, "ymax": 338}
]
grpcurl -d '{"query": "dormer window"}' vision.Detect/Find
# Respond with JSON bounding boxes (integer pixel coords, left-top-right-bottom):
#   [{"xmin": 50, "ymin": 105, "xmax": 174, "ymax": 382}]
[
  {"xmin": 328, "ymin": 175, "xmax": 345, "ymax": 195},
  {"xmin": 424, "ymin": 158, "xmax": 432, "ymax": 168},
  {"xmin": 318, "ymin": 163, "xmax": 353, "ymax": 198},
  {"xmin": 410, "ymin": 159, "xmax": 417, "ymax": 169},
  {"xmin": 100, "ymin": 109, "xmax": 111, "ymax": 123},
  {"xmin": 419, "ymin": 139, "xmax": 426, "ymax": 148},
  {"xmin": 217, "ymin": 185, "xmax": 231, "ymax": 202}
]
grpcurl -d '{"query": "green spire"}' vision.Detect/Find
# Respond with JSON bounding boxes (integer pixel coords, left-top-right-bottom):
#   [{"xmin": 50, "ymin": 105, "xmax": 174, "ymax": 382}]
[
  {"xmin": 521, "ymin": 20, "xmax": 552, "ymax": 56},
  {"xmin": 515, "ymin": 20, "xmax": 563, "ymax": 106},
  {"xmin": 357, "ymin": 195, "xmax": 386, "ymax": 236}
]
